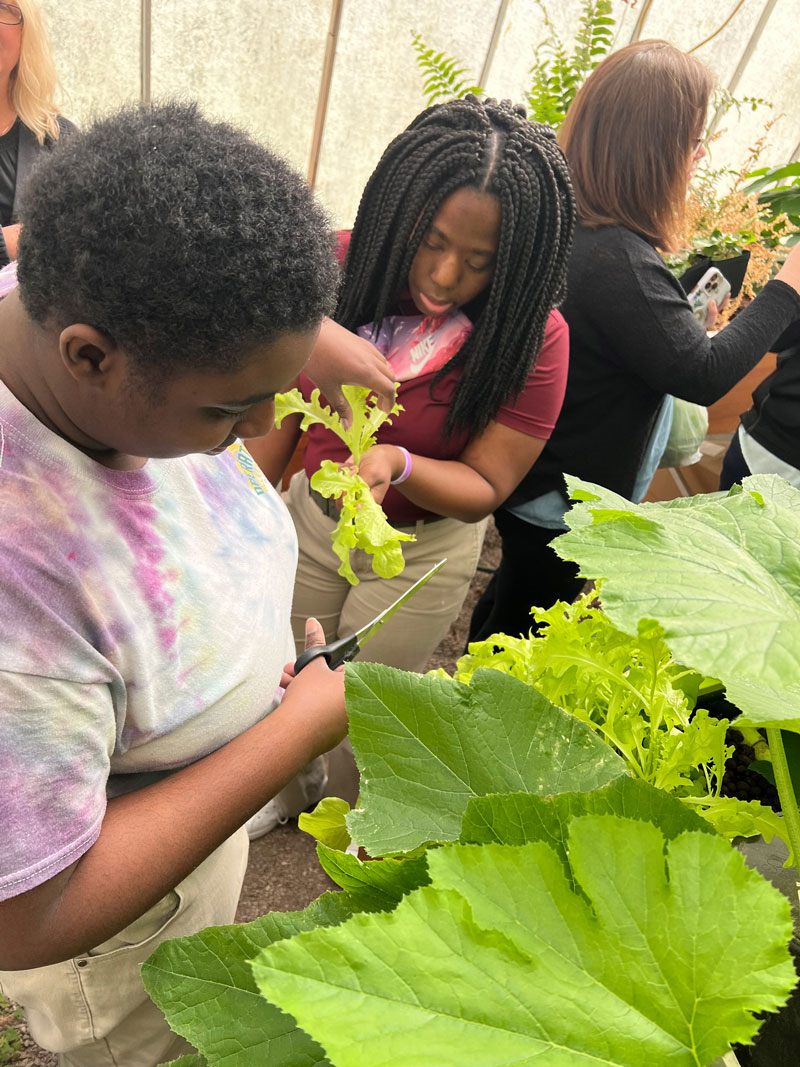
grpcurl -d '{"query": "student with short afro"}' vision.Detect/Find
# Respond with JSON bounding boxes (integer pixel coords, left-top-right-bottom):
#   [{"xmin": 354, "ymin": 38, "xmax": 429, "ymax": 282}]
[{"xmin": 0, "ymin": 100, "xmax": 392, "ymax": 1067}]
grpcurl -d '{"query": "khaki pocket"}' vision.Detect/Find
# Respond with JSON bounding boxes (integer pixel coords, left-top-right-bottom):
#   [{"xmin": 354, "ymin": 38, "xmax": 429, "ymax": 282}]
[
  {"xmin": 0, "ymin": 826, "xmax": 248, "ymax": 1057},
  {"xmin": 0, "ymin": 884, "xmax": 187, "ymax": 1052}
]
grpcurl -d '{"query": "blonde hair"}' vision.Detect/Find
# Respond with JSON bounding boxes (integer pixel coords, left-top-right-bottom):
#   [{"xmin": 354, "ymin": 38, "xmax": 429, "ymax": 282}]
[
  {"xmin": 8, "ymin": 0, "xmax": 63, "ymax": 144},
  {"xmin": 560, "ymin": 40, "xmax": 713, "ymax": 251}
]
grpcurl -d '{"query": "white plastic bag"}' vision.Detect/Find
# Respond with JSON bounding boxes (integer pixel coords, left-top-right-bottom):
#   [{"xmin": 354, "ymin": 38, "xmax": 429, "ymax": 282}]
[{"xmin": 658, "ymin": 397, "xmax": 708, "ymax": 468}]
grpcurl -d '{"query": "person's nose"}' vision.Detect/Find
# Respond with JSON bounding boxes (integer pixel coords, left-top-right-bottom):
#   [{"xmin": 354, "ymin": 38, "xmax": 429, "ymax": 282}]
[
  {"xmin": 233, "ymin": 398, "xmax": 275, "ymax": 440},
  {"xmin": 430, "ymin": 251, "xmax": 461, "ymax": 293}
]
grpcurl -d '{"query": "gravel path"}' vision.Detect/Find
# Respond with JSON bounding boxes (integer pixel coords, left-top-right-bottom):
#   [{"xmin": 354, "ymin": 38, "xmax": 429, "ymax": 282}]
[{"xmin": 4, "ymin": 524, "xmax": 501, "ymax": 1065}]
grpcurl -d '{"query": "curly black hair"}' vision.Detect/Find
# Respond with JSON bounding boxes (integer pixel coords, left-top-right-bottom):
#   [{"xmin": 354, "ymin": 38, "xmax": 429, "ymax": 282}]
[
  {"xmin": 336, "ymin": 95, "xmax": 575, "ymax": 437},
  {"xmin": 17, "ymin": 101, "xmax": 336, "ymax": 375}
]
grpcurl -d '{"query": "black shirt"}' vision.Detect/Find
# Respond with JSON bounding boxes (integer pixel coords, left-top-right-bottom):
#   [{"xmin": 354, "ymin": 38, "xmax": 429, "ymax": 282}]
[
  {"xmin": 0, "ymin": 115, "xmax": 77, "ymax": 267},
  {"xmin": 506, "ymin": 223, "xmax": 800, "ymax": 507},
  {"xmin": 0, "ymin": 118, "xmax": 20, "ymax": 226},
  {"xmin": 742, "ymin": 341, "xmax": 800, "ymax": 469}
]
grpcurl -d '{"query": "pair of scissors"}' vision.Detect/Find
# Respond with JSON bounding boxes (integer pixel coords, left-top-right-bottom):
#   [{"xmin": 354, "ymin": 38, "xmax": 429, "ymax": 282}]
[{"xmin": 293, "ymin": 558, "xmax": 447, "ymax": 673}]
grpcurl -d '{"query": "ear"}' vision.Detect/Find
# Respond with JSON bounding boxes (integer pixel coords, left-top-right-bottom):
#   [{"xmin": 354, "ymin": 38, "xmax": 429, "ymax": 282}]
[{"xmin": 58, "ymin": 325, "xmax": 122, "ymax": 387}]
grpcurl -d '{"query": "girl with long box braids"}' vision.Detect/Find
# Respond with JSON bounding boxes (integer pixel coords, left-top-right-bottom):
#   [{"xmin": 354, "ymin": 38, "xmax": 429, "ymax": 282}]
[{"xmin": 250, "ymin": 95, "xmax": 574, "ymax": 677}]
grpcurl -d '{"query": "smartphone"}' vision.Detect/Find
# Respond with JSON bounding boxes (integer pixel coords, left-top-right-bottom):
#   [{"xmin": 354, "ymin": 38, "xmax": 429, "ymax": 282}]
[{"xmin": 687, "ymin": 267, "xmax": 731, "ymax": 326}]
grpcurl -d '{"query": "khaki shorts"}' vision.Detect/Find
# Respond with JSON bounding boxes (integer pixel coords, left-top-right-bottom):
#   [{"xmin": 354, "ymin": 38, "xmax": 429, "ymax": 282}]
[{"xmin": 0, "ymin": 827, "xmax": 249, "ymax": 1067}]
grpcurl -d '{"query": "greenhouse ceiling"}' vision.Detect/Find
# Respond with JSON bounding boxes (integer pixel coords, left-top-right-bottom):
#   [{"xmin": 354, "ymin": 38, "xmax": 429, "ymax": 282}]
[{"xmin": 46, "ymin": 0, "xmax": 797, "ymax": 226}]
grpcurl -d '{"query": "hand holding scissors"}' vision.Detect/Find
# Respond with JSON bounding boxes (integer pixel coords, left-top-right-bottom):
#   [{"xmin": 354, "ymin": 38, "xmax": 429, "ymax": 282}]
[{"xmin": 293, "ymin": 559, "xmax": 447, "ymax": 674}]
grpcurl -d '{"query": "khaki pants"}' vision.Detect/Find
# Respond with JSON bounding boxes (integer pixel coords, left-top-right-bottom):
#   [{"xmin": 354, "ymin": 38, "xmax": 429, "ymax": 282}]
[
  {"xmin": 286, "ymin": 470, "xmax": 487, "ymax": 673},
  {"xmin": 0, "ymin": 827, "xmax": 249, "ymax": 1067}
]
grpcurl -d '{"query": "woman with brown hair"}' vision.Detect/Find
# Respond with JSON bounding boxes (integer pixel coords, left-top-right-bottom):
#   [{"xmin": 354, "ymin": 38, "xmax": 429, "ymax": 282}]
[
  {"xmin": 0, "ymin": 0, "xmax": 74, "ymax": 266},
  {"xmin": 469, "ymin": 38, "xmax": 800, "ymax": 643}
]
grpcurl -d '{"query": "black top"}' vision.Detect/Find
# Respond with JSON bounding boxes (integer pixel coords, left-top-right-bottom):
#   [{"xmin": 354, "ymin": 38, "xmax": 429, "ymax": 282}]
[
  {"xmin": 0, "ymin": 119, "xmax": 20, "ymax": 226},
  {"xmin": 506, "ymin": 223, "xmax": 800, "ymax": 506},
  {"xmin": 0, "ymin": 115, "xmax": 76, "ymax": 267},
  {"xmin": 741, "ymin": 339, "xmax": 800, "ymax": 469}
]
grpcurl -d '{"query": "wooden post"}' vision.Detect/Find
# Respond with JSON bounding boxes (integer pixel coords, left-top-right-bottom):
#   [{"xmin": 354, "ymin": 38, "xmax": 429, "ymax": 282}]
[
  {"xmin": 140, "ymin": 0, "xmax": 151, "ymax": 106},
  {"xmin": 307, "ymin": 0, "xmax": 344, "ymax": 190}
]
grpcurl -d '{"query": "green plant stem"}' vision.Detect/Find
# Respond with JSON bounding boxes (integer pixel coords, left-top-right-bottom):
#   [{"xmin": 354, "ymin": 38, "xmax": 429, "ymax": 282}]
[{"xmin": 766, "ymin": 727, "xmax": 800, "ymax": 868}]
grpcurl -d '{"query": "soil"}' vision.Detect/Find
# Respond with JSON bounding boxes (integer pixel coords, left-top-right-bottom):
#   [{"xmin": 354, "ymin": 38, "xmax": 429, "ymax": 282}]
[
  {"xmin": 4, "ymin": 525, "xmax": 502, "ymax": 1066},
  {"xmin": 700, "ymin": 691, "xmax": 782, "ymax": 811}
]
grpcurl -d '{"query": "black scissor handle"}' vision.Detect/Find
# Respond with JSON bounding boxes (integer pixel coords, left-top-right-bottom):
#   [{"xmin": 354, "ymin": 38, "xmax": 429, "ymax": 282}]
[{"xmin": 293, "ymin": 633, "xmax": 360, "ymax": 674}]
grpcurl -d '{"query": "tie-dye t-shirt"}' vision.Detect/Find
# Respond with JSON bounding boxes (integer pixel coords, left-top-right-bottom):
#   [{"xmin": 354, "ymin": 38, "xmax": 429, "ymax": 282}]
[{"xmin": 0, "ymin": 380, "xmax": 297, "ymax": 901}]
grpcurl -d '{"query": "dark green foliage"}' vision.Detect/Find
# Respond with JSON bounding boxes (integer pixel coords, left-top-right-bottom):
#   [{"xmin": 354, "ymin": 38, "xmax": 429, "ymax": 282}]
[
  {"xmin": 744, "ymin": 162, "xmax": 800, "ymax": 248},
  {"xmin": 0, "ymin": 996, "xmax": 22, "ymax": 1066},
  {"xmin": 410, "ymin": 32, "xmax": 483, "ymax": 107},
  {"xmin": 411, "ymin": 1, "xmax": 617, "ymax": 129},
  {"xmin": 527, "ymin": 0, "xmax": 616, "ymax": 127}
]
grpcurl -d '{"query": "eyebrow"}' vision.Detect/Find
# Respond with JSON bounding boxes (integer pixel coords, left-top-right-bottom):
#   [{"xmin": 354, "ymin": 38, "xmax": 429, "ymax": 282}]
[
  {"xmin": 428, "ymin": 224, "xmax": 495, "ymax": 258},
  {"xmin": 215, "ymin": 392, "xmax": 274, "ymax": 407}
]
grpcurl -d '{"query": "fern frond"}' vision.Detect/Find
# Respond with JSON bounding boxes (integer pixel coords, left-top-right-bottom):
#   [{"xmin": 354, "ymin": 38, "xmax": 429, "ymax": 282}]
[
  {"xmin": 527, "ymin": 0, "xmax": 617, "ymax": 127},
  {"xmin": 411, "ymin": 31, "xmax": 483, "ymax": 107}
]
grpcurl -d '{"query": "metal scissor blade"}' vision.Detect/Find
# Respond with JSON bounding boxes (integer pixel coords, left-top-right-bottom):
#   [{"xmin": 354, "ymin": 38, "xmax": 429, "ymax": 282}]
[{"xmin": 353, "ymin": 558, "xmax": 447, "ymax": 652}]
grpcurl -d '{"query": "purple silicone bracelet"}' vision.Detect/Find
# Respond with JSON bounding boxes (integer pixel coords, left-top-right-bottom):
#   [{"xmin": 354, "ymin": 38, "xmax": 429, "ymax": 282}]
[{"xmin": 390, "ymin": 446, "xmax": 413, "ymax": 486}]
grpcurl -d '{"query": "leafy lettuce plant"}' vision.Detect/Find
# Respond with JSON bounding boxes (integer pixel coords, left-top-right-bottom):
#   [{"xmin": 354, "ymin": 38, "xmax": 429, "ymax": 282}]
[
  {"xmin": 448, "ymin": 592, "xmax": 784, "ymax": 848},
  {"xmin": 143, "ymin": 664, "xmax": 797, "ymax": 1066},
  {"xmin": 275, "ymin": 385, "xmax": 414, "ymax": 585},
  {"xmin": 554, "ymin": 473, "xmax": 800, "ymax": 868}
]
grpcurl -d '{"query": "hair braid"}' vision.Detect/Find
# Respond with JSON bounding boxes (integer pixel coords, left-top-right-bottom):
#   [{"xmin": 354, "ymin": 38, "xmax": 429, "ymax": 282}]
[{"xmin": 336, "ymin": 96, "xmax": 575, "ymax": 436}]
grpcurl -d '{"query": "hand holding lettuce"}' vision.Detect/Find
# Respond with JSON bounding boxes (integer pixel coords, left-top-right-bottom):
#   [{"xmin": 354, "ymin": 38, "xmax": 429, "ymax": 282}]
[{"xmin": 274, "ymin": 385, "xmax": 414, "ymax": 585}]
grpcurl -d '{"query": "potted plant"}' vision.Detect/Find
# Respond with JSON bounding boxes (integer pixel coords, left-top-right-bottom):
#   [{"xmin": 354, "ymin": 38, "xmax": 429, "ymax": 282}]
[
  {"xmin": 141, "ymin": 671, "xmax": 794, "ymax": 1066},
  {"xmin": 667, "ymin": 127, "xmax": 798, "ymax": 316},
  {"xmin": 550, "ymin": 472, "xmax": 800, "ymax": 1063}
]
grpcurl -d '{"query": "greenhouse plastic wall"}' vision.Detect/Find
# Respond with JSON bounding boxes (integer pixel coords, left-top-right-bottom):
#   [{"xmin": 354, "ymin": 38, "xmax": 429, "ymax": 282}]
[{"xmin": 43, "ymin": 0, "xmax": 800, "ymax": 227}]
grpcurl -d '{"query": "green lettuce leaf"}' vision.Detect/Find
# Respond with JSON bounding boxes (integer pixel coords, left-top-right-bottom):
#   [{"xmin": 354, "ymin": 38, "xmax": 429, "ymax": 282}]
[
  {"xmin": 554, "ymin": 475, "xmax": 800, "ymax": 730},
  {"xmin": 344, "ymin": 662, "xmax": 627, "ymax": 855},
  {"xmin": 310, "ymin": 461, "xmax": 413, "ymax": 585},
  {"xmin": 457, "ymin": 593, "xmax": 727, "ymax": 795},
  {"xmin": 275, "ymin": 386, "xmax": 414, "ymax": 585},
  {"xmin": 297, "ymin": 796, "xmax": 352, "ymax": 852},
  {"xmin": 252, "ymin": 816, "xmax": 795, "ymax": 1066},
  {"xmin": 142, "ymin": 893, "xmax": 352, "ymax": 1067},
  {"xmin": 274, "ymin": 385, "xmax": 396, "ymax": 463},
  {"xmin": 686, "ymin": 794, "xmax": 787, "ymax": 845},
  {"xmin": 453, "ymin": 597, "xmax": 788, "ymax": 850},
  {"xmin": 159, "ymin": 1058, "xmax": 206, "ymax": 1067}
]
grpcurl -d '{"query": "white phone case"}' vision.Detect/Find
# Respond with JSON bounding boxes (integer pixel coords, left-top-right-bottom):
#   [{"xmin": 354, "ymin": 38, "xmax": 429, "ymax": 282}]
[{"xmin": 687, "ymin": 267, "xmax": 731, "ymax": 326}]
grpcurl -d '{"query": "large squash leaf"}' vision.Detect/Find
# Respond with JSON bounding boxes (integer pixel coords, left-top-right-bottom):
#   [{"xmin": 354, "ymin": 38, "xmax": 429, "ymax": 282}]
[
  {"xmin": 345, "ymin": 663, "xmax": 626, "ymax": 854},
  {"xmin": 143, "ymin": 893, "xmax": 351, "ymax": 1067},
  {"xmin": 460, "ymin": 775, "xmax": 716, "ymax": 852},
  {"xmin": 555, "ymin": 475, "xmax": 800, "ymax": 730},
  {"xmin": 252, "ymin": 815, "xmax": 795, "ymax": 1066},
  {"xmin": 316, "ymin": 844, "xmax": 430, "ymax": 912}
]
